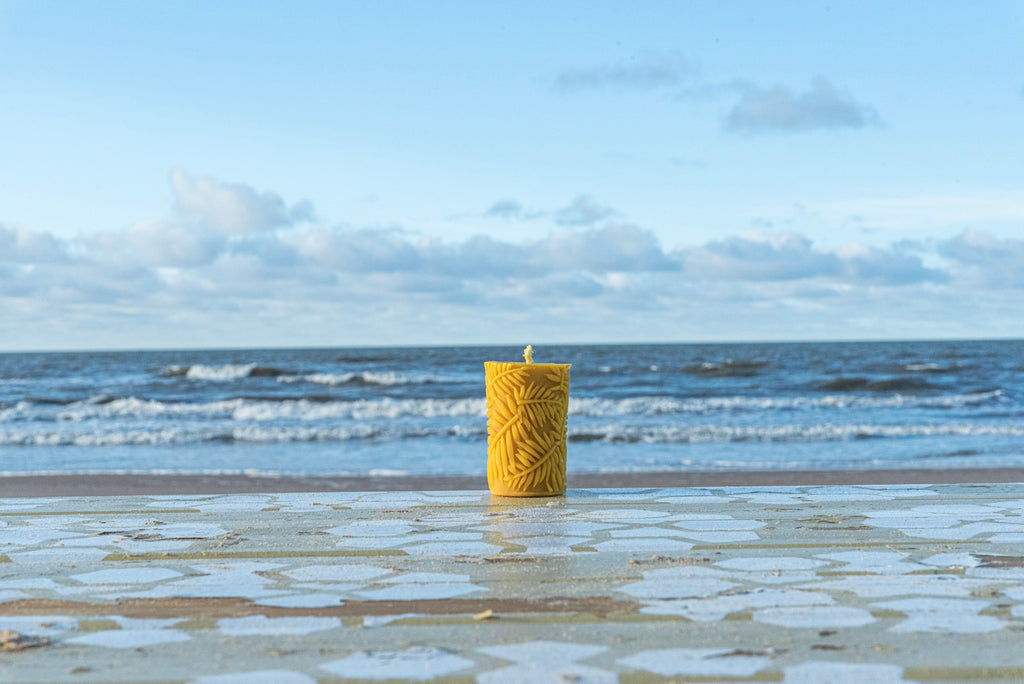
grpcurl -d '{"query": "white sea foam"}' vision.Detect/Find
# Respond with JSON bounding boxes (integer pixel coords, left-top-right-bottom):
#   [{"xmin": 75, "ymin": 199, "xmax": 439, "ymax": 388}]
[
  {"xmin": 567, "ymin": 422, "xmax": 1024, "ymax": 444},
  {"xmin": 0, "ymin": 401, "xmax": 34, "ymax": 421},
  {"xmin": 367, "ymin": 469, "xmax": 413, "ymax": 477},
  {"xmin": 359, "ymin": 371, "xmax": 448, "ymax": 385},
  {"xmin": 53, "ymin": 396, "xmax": 486, "ymax": 422},
  {"xmin": 904, "ymin": 363, "xmax": 943, "ymax": 372},
  {"xmin": 568, "ymin": 390, "xmax": 1002, "ymax": 416},
  {"xmin": 277, "ymin": 370, "xmax": 455, "ymax": 386},
  {"xmin": 3, "ymin": 420, "xmax": 1021, "ymax": 448},
  {"xmin": 0, "ymin": 424, "xmax": 415, "ymax": 447},
  {"xmin": 287, "ymin": 372, "xmax": 356, "ymax": 385},
  {"xmin": 184, "ymin": 363, "xmax": 258, "ymax": 381}
]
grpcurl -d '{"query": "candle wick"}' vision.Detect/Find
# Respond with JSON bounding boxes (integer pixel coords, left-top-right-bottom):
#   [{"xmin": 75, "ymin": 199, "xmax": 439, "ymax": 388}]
[{"xmin": 523, "ymin": 345, "xmax": 534, "ymax": 364}]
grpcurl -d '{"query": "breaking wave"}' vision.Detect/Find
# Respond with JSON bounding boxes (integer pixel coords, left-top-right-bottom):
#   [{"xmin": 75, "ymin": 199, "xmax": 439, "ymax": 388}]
[
  {"xmin": 567, "ymin": 422, "xmax": 1024, "ymax": 444},
  {"xmin": 569, "ymin": 390, "xmax": 1002, "ymax": 416},
  {"xmin": 283, "ymin": 371, "xmax": 453, "ymax": 386},
  {"xmin": 3, "ymin": 420, "xmax": 1021, "ymax": 448},
  {"xmin": 681, "ymin": 360, "xmax": 769, "ymax": 377},
  {"xmin": 3, "ymin": 388, "xmax": 1002, "ymax": 425},
  {"xmin": 159, "ymin": 363, "xmax": 452, "ymax": 386}
]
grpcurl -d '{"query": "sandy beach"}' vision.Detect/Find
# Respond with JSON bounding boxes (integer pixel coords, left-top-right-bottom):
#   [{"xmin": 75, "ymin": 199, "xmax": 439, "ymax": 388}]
[{"xmin": 2, "ymin": 467, "xmax": 1022, "ymax": 497}]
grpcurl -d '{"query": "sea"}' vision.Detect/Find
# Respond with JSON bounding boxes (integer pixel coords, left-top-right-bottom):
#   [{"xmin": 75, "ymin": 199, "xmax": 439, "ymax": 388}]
[{"xmin": 1, "ymin": 340, "xmax": 1022, "ymax": 478}]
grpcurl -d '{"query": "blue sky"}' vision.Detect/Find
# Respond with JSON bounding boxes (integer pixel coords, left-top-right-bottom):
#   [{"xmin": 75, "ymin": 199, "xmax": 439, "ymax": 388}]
[{"xmin": 1, "ymin": 1, "xmax": 1022, "ymax": 350}]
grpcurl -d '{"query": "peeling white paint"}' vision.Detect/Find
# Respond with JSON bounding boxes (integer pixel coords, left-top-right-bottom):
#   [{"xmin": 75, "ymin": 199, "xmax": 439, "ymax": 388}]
[
  {"xmin": 319, "ymin": 646, "xmax": 474, "ymax": 680},
  {"xmin": 68, "ymin": 629, "xmax": 191, "ymax": 649},
  {"xmin": 815, "ymin": 551, "xmax": 925, "ymax": 575},
  {"xmin": 7, "ymin": 546, "xmax": 112, "ymax": 564},
  {"xmin": 282, "ymin": 563, "xmax": 391, "ymax": 583},
  {"xmin": 620, "ymin": 566, "xmax": 738, "ymax": 600},
  {"xmin": 71, "ymin": 567, "xmax": 182, "ymax": 585},
  {"xmin": 403, "ymin": 540, "xmax": 501, "ymax": 556},
  {"xmin": 593, "ymin": 537, "xmax": 695, "ymax": 553},
  {"xmin": 575, "ymin": 508, "xmax": 674, "ymax": 522},
  {"xmin": 479, "ymin": 643, "xmax": 606, "ymax": 667},
  {"xmin": 874, "ymin": 597, "xmax": 1003, "ymax": 633},
  {"xmin": 717, "ymin": 556, "xmax": 827, "ymax": 571},
  {"xmin": 507, "ymin": 535, "xmax": 591, "ymax": 555},
  {"xmin": 0, "ymin": 615, "xmax": 78, "ymax": 636},
  {"xmin": 641, "ymin": 587, "xmax": 835, "ymax": 622},
  {"xmin": 783, "ymin": 661, "xmax": 908, "ymax": 683},
  {"xmin": 217, "ymin": 615, "xmax": 342, "ymax": 636},
  {"xmin": 619, "ymin": 647, "xmax": 772, "ymax": 677},
  {"xmin": 255, "ymin": 593, "xmax": 345, "ymax": 608},
  {"xmin": 754, "ymin": 605, "xmax": 876, "ymax": 628},
  {"xmin": 190, "ymin": 670, "xmax": 317, "ymax": 684},
  {"xmin": 328, "ymin": 520, "xmax": 418, "ymax": 537},
  {"xmin": 354, "ymin": 584, "xmax": 485, "ymax": 601}
]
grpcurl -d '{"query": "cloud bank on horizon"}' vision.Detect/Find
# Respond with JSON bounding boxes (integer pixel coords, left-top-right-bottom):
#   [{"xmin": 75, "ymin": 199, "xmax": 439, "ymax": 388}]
[{"xmin": 1, "ymin": 170, "xmax": 1020, "ymax": 350}]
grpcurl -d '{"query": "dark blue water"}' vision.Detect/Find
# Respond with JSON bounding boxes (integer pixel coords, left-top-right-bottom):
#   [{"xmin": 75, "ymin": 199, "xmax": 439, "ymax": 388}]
[{"xmin": 1, "ymin": 341, "xmax": 1021, "ymax": 476}]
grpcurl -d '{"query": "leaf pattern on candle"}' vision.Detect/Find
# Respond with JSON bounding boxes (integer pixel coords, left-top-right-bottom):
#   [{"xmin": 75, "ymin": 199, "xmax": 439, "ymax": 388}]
[{"xmin": 485, "ymin": 363, "xmax": 570, "ymax": 495}]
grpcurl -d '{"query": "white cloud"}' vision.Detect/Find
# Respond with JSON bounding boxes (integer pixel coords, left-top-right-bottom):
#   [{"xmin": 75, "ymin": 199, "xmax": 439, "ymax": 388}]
[
  {"xmin": 677, "ymin": 232, "xmax": 840, "ymax": 281},
  {"xmin": 938, "ymin": 229, "xmax": 1024, "ymax": 288},
  {"xmin": 484, "ymin": 199, "xmax": 527, "ymax": 220},
  {"xmin": 724, "ymin": 77, "xmax": 880, "ymax": 133},
  {"xmin": 482, "ymin": 195, "xmax": 616, "ymax": 226},
  {"xmin": 170, "ymin": 169, "xmax": 313, "ymax": 235},
  {"xmin": 555, "ymin": 52, "xmax": 694, "ymax": 91},
  {"xmin": 676, "ymin": 231, "xmax": 944, "ymax": 286},
  {"xmin": 87, "ymin": 220, "xmax": 224, "ymax": 268},
  {"xmin": 837, "ymin": 242, "xmax": 947, "ymax": 286},
  {"xmin": 516, "ymin": 272, "xmax": 607, "ymax": 299},
  {"xmin": 279, "ymin": 222, "xmax": 673, "ymax": 278},
  {"xmin": 555, "ymin": 54, "xmax": 880, "ymax": 138},
  {"xmin": 430, "ymin": 235, "xmax": 530, "ymax": 278},
  {"xmin": 534, "ymin": 223, "xmax": 676, "ymax": 272},
  {"xmin": 0, "ymin": 223, "xmax": 68, "ymax": 263},
  {"xmin": 553, "ymin": 195, "xmax": 618, "ymax": 227},
  {"xmin": 291, "ymin": 227, "xmax": 421, "ymax": 273}
]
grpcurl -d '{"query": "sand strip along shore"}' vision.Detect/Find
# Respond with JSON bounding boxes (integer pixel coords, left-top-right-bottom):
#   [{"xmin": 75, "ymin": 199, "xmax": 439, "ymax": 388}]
[{"xmin": 1, "ymin": 467, "xmax": 1022, "ymax": 497}]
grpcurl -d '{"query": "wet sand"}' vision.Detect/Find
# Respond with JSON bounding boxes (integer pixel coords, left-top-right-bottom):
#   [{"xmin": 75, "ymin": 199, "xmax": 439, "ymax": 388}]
[{"xmin": 1, "ymin": 467, "xmax": 1022, "ymax": 497}]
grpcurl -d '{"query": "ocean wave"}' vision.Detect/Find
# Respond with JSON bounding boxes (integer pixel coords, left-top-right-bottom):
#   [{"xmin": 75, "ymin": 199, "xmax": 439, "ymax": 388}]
[
  {"xmin": 567, "ymin": 422, "xmax": 1024, "ymax": 444},
  {"xmin": 161, "ymin": 363, "xmax": 265, "ymax": 381},
  {"xmin": 0, "ymin": 423, "xmax": 482, "ymax": 447},
  {"xmin": 4, "ymin": 388, "xmax": 1005, "ymax": 424},
  {"xmin": 4, "ymin": 420, "xmax": 1021, "ymax": 448},
  {"xmin": 50, "ymin": 396, "xmax": 486, "ymax": 422},
  {"xmin": 817, "ymin": 376, "xmax": 943, "ymax": 392},
  {"xmin": 901, "ymin": 362, "xmax": 955, "ymax": 373},
  {"xmin": 0, "ymin": 467, "xmax": 411, "ymax": 477},
  {"xmin": 681, "ymin": 359, "xmax": 768, "ymax": 378},
  {"xmin": 159, "ymin": 363, "xmax": 453, "ymax": 386},
  {"xmin": 284, "ymin": 371, "xmax": 453, "ymax": 386},
  {"xmin": 24, "ymin": 396, "xmax": 78, "ymax": 406},
  {"xmin": 569, "ymin": 390, "xmax": 1002, "ymax": 416},
  {"xmin": 859, "ymin": 362, "xmax": 964, "ymax": 375}
]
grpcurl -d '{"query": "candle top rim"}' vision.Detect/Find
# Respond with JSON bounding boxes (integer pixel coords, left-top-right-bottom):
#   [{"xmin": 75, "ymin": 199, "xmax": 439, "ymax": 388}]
[{"xmin": 483, "ymin": 360, "xmax": 571, "ymax": 368}]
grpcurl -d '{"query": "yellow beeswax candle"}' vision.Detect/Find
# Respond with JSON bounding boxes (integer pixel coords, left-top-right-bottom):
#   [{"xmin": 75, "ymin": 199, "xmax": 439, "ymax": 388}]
[{"xmin": 484, "ymin": 345, "xmax": 570, "ymax": 497}]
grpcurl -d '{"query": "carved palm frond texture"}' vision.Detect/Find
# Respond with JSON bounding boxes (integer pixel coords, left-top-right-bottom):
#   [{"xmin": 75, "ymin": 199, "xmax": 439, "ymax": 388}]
[{"xmin": 485, "ymin": 362, "xmax": 570, "ymax": 494}]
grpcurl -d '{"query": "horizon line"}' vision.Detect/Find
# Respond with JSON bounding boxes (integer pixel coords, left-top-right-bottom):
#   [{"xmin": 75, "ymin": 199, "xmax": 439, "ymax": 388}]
[{"xmin": 1, "ymin": 335, "xmax": 1021, "ymax": 356}]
